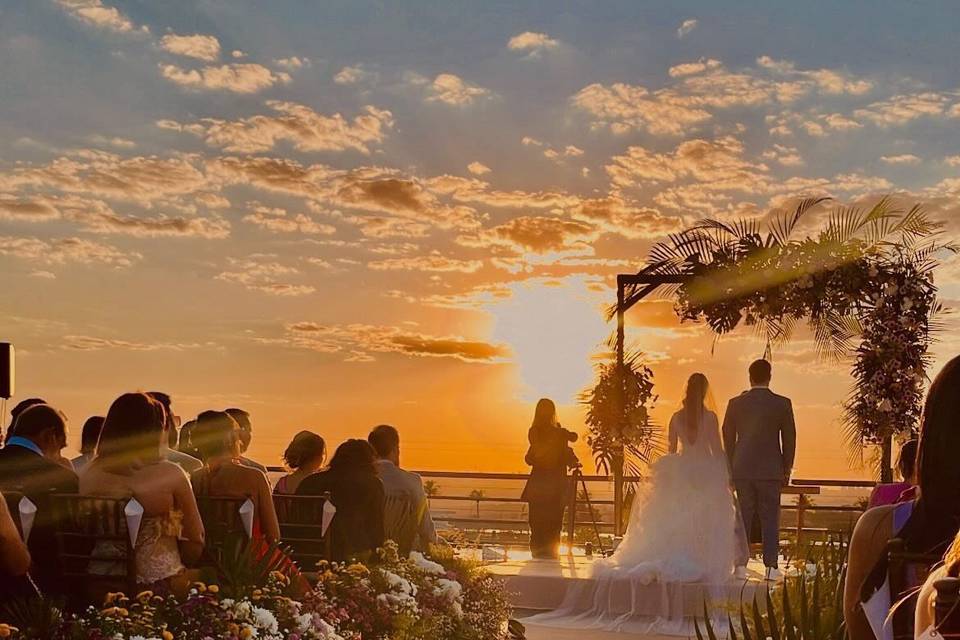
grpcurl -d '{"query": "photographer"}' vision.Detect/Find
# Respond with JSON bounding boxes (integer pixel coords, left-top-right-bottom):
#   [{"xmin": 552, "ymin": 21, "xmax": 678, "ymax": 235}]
[{"xmin": 521, "ymin": 398, "xmax": 580, "ymax": 559}]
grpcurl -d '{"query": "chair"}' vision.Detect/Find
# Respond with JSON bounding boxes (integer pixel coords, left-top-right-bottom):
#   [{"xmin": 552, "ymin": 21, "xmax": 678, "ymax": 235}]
[
  {"xmin": 273, "ymin": 493, "xmax": 332, "ymax": 572},
  {"xmin": 50, "ymin": 494, "xmax": 136, "ymax": 605},
  {"xmin": 384, "ymin": 493, "xmax": 421, "ymax": 556},
  {"xmin": 195, "ymin": 495, "xmax": 249, "ymax": 563},
  {"xmin": 887, "ymin": 537, "xmax": 943, "ymax": 640}
]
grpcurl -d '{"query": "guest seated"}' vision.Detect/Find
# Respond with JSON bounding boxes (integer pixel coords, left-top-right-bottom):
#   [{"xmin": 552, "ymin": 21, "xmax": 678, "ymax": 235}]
[
  {"xmin": 4, "ymin": 397, "xmax": 45, "ymax": 443},
  {"xmin": 177, "ymin": 418, "xmax": 202, "ymax": 460},
  {"xmin": 71, "ymin": 415, "xmax": 105, "ymax": 473},
  {"xmin": 225, "ymin": 408, "xmax": 267, "ymax": 473},
  {"xmin": 869, "ymin": 439, "xmax": 918, "ymax": 509},
  {"xmin": 190, "ymin": 410, "xmax": 279, "ymax": 543},
  {"xmin": 80, "ymin": 392, "xmax": 204, "ymax": 588},
  {"xmin": 0, "ymin": 403, "xmax": 78, "ymax": 592},
  {"xmin": 368, "ymin": 424, "xmax": 437, "ymax": 549},
  {"xmin": 0, "ymin": 490, "xmax": 31, "ymax": 598},
  {"xmin": 274, "ymin": 431, "xmax": 326, "ymax": 495},
  {"xmin": 845, "ymin": 355, "xmax": 960, "ymax": 640},
  {"xmin": 297, "ymin": 439, "xmax": 385, "ymax": 561},
  {"xmin": 147, "ymin": 392, "xmax": 202, "ymax": 474}
]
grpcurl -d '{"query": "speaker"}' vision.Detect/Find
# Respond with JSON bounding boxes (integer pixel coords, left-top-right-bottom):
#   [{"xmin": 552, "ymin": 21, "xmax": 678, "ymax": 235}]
[{"xmin": 0, "ymin": 343, "xmax": 14, "ymax": 399}]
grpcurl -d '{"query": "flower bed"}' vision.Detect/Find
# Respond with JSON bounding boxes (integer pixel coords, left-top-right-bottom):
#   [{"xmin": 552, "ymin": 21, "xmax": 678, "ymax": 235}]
[{"xmin": 0, "ymin": 542, "xmax": 512, "ymax": 640}]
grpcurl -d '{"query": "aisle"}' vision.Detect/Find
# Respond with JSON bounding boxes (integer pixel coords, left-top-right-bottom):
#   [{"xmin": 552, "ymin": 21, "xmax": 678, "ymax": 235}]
[{"xmin": 522, "ymin": 622, "xmax": 676, "ymax": 640}]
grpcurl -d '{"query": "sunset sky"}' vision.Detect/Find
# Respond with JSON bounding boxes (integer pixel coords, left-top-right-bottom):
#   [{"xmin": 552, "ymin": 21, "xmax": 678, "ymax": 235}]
[{"xmin": 2, "ymin": 1, "xmax": 959, "ymax": 477}]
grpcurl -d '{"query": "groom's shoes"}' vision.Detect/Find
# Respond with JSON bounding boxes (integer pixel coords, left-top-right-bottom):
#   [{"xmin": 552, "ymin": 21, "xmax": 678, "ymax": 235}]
[{"xmin": 764, "ymin": 567, "xmax": 782, "ymax": 581}]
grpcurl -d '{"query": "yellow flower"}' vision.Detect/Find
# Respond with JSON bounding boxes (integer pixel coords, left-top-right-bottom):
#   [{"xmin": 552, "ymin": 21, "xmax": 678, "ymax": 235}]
[
  {"xmin": 228, "ymin": 623, "xmax": 240, "ymax": 635},
  {"xmin": 192, "ymin": 581, "xmax": 207, "ymax": 593},
  {"xmin": 103, "ymin": 592, "xmax": 124, "ymax": 605},
  {"xmin": 0, "ymin": 624, "xmax": 19, "ymax": 638},
  {"xmin": 241, "ymin": 626, "xmax": 254, "ymax": 639},
  {"xmin": 162, "ymin": 631, "xmax": 174, "ymax": 640},
  {"xmin": 136, "ymin": 590, "xmax": 154, "ymax": 601},
  {"xmin": 207, "ymin": 584, "xmax": 219, "ymax": 594}
]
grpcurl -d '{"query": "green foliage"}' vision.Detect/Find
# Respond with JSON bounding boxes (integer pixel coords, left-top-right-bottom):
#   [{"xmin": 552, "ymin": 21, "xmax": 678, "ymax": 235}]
[
  {"xmin": 203, "ymin": 533, "xmax": 296, "ymax": 599},
  {"xmin": 698, "ymin": 533, "xmax": 849, "ymax": 640},
  {"xmin": 581, "ymin": 349, "xmax": 660, "ymax": 477}
]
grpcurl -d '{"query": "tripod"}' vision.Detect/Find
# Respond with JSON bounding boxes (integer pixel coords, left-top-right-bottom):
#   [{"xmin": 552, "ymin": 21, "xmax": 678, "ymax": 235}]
[{"xmin": 567, "ymin": 467, "xmax": 607, "ymax": 556}]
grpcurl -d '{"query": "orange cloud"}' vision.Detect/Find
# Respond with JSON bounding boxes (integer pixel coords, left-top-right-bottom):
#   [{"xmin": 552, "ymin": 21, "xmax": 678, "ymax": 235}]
[
  {"xmin": 160, "ymin": 33, "xmax": 221, "ymax": 62},
  {"xmin": 160, "ymin": 63, "xmax": 291, "ymax": 93}
]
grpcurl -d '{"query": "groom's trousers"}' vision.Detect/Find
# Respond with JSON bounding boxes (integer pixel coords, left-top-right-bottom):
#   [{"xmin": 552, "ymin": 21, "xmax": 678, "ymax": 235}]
[{"xmin": 734, "ymin": 480, "xmax": 781, "ymax": 568}]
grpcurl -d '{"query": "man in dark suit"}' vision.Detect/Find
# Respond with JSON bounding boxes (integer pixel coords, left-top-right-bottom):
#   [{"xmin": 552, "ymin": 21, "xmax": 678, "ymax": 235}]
[
  {"xmin": 722, "ymin": 359, "xmax": 796, "ymax": 580},
  {"xmin": 0, "ymin": 403, "xmax": 78, "ymax": 593}
]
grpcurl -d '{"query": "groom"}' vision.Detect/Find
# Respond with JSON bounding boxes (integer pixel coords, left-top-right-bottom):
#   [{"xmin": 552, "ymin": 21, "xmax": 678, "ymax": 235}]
[{"xmin": 722, "ymin": 359, "xmax": 796, "ymax": 580}]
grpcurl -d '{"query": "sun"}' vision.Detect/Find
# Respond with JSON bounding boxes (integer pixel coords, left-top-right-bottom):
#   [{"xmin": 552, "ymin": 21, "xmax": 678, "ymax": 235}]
[{"xmin": 489, "ymin": 277, "xmax": 610, "ymax": 405}]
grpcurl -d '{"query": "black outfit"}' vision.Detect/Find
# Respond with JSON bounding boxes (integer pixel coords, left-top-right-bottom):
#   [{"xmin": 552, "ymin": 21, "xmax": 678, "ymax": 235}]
[
  {"xmin": 0, "ymin": 444, "xmax": 79, "ymax": 595},
  {"xmin": 521, "ymin": 425, "xmax": 578, "ymax": 559},
  {"xmin": 296, "ymin": 467, "xmax": 385, "ymax": 561}
]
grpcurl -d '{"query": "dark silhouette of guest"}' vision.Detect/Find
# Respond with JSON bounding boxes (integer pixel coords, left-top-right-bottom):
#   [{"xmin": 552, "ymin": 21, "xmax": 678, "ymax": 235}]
[
  {"xmin": 71, "ymin": 415, "xmax": 105, "ymax": 473},
  {"xmin": 191, "ymin": 410, "xmax": 279, "ymax": 543},
  {"xmin": 80, "ymin": 392, "xmax": 205, "ymax": 587},
  {"xmin": 4, "ymin": 398, "xmax": 45, "ymax": 444},
  {"xmin": 224, "ymin": 408, "xmax": 267, "ymax": 473},
  {"xmin": 297, "ymin": 439, "xmax": 385, "ymax": 561},
  {"xmin": 147, "ymin": 392, "xmax": 202, "ymax": 474},
  {"xmin": 0, "ymin": 403, "xmax": 78, "ymax": 592},
  {"xmin": 274, "ymin": 431, "xmax": 326, "ymax": 495},
  {"xmin": 521, "ymin": 398, "xmax": 579, "ymax": 559},
  {"xmin": 368, "ymin": 424, "xmax": 437, "ymax": 549},
  {"xmin": 177, "ymin": 418, "xmax": 202, "ymax": 460},
  {"xmin": 846, "ymin": 355, "xmax": 960, "ymax": 640}
]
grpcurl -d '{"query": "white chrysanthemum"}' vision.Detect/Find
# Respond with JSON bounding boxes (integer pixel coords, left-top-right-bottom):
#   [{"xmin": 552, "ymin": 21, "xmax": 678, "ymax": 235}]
[
  {"xmin": 252, "ymin": 606, "xmax": 279, "ymax": 633},
  {"xmin": 409, "ymin": 551, "xmax": 445, "ymax": 575}
]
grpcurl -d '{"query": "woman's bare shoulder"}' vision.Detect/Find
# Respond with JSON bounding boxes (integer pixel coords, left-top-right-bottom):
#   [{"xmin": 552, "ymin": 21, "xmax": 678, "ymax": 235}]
[{"xmin": 852, "ymin": 504, "xmax": 897, "ymax": 548}]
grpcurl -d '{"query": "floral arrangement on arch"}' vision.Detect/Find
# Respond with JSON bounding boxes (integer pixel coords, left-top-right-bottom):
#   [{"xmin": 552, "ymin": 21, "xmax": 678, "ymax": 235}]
[
  {"xmin": 0, "ymin": 542, "xmax": 512, "ymax": 640},
  {"xmin": 635, "ymin": 197, "xmax": 953, "ymax": 477}
]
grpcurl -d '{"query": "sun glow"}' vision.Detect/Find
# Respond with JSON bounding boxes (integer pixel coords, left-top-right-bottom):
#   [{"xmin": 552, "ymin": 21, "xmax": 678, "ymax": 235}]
[{"xmin": 489, "ymin": 277, "xmax": 610, "ymax": 404}]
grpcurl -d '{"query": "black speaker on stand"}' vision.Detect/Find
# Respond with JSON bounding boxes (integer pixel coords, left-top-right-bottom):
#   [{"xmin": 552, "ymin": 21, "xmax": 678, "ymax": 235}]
[{"xmin": 0, "ymin": 343, "xmax": 14, "ymax": 400}]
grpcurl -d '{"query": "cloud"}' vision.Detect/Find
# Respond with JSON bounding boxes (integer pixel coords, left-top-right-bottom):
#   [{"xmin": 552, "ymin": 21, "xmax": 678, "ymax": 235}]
[
  {"xmin": 543, "ymin": 145, "xmax": 584, "ymax": 162},
  {"xmin": 945, "ymin": 155, "xmax": 960, "ymax": 167},
  {"xmin": 756, "ymin": 56, "xmax": 873, "ymax": 95},
  {"xmin": 160, "ymin": 33, "xmax": 221, "ymax": 62},
  {"xmin": 668, "ymin": 58, "xmax": 722, "ymax": 78},
  {"xmin": 569, "ymin": 196, "xmax": 684, "ymax": 239},
  {"xmin": 854, "ymin": 93, "xmax": 950, "ymax": 125},
  {"xmin": 281, "ymin": 322, "xmax": 509, "ymax": 363},
  {"xmin": 0, "ymin": 235, "xmax": 140, "ymax": 267},
  {"xmin": 216, "ymin": 256, "xmax": 315, "ymax": 296},
  {"xmin": 762, "ymin": 144, "xmax": 805, "ymax": 167},
  {"xmin": 467, "ymin": 162, "xmax": 491, "ymax": 176},
  {"xmin": 160, "ymin": 63, "xmax": 291, "ymax": 94},
  {"xmin": 81, "ymin": 210, "xmax": 231, "ymax": 238},
  {"xmin": 467, "ymin": 216, "xmax": 597, "ymax": 253},
  {"xmin": 274, "ymin": 56, "xmax": 310, "ymax": 70},
  {"xmin": 425, "ymin": 73, "xmax": 491, "ymax": 106},
  {"xmin": 507, "ymin": 31, "xmax": 560, "ymax": 56},
  {"xmin": 334, "ymin": 65, "xmax": 378, "ymax": 85},
  {"xmin": 607, "ymin": 136, "xmax": 767, "ymax": 188},
  {"xmin": 63, "ymin": 335, "xmax": 209, "ymax": 351},
  {"xmin": 87, "ymin": 134, "xmax": 136, "ymax": 149},
  {"xmin": 368, "ymin": 253, "xmax": 483, "ymax": 273},
  {"xmin": 160, "ymin": 101, "xmax": 394, "ymax": 154},
  {"xmin": 572, "ymin": 82, "xmax": 712, "ymax": 135},
  {"xmin": 243, "ymin": 206, "xmax": 336, "ymax": 235},
  {"xmin": 676, "ymin": 18, "xmax": 698, "ymax": 38},
  {"xmin": 54, "ymin": 0, "xmax": 147, "ymax": 34},
  {"xmin": 880, "ymin": 154, "xmax": 921, "ymax": 165}
]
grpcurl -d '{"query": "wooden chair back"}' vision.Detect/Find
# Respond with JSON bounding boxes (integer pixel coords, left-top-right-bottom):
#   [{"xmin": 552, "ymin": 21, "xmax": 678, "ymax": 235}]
[
  {"xmin": 3, "ymin": 490, "xmax": 25, "ymax": 538},
  {"xmin": 50, "ymin": 494, "xmax": 136, "ymax": 601},
  {"xmin": 195, "ymin": 495, "xmax": 249, "ymax": 562},
  {"xmin": 273, "ymin": 493, "xmax": 332, "ymax": 571},
  {"xmin": 888, "ymin": 537, "xmax": 943, "ymax": 640},
  {"xmin": 384, "ymin": 493, "xmax": 420, "ymax": 556}
]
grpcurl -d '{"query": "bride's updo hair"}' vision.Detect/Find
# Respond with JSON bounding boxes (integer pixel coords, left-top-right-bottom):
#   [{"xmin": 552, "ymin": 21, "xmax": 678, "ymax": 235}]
[
  {"xmin": 682, "ymin": 373, "xmax": 710, "ymax": 444},
  {"xmin": 532, "ymin": 398, "xmax": 559, "ymax": 430}
]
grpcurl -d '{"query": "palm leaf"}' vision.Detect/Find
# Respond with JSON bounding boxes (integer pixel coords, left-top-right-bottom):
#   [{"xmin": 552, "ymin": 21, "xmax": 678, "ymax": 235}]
[{"xmin": 769, "ymin": 197, "xmax": 831, "ymax": 246}]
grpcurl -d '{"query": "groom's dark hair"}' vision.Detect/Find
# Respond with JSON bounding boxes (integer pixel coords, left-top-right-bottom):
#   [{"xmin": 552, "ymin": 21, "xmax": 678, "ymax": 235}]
[
  {"xmin": 368, "ymin": 424, "xmax": 400, "ymax": 458},
  {"xmin": 749, "ymin": 359, "xmax": 772, "ymax": 385}
]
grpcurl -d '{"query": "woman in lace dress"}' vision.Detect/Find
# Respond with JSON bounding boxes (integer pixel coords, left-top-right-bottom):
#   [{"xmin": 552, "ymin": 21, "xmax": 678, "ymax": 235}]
[{"xmin": 79, "ymin": 392, "xmax": 205, "ymax": 589}]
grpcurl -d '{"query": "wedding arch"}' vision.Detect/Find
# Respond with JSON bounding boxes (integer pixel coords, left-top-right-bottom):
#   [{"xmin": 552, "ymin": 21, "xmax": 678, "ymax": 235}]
[{"xmin": 597, "ymin": 197, "xmax": 953, "ymax": 534}]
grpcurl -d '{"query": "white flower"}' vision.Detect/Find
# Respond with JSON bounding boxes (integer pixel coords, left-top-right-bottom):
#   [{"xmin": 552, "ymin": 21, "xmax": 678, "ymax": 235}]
[
  {"xmin": 433, "ymin": 577, "xmax": 463, "ymax": 602},
  {"xmin": 252, "ymin": 606, "xmax": 279, "ymax": 633},
  {"xmin": 410, "ymin": 551, "xmax": 446, "ymax": 575}
]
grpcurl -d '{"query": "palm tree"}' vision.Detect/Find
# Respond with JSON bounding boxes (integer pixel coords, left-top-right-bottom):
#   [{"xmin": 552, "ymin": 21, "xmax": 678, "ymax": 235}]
[
  {"xmin": 423, "ymin": 480, "xmax": 440, "ymax": 506},
  {"xmin": 468, "ymin": 489, "xmax": 485, "ymax": 519}
]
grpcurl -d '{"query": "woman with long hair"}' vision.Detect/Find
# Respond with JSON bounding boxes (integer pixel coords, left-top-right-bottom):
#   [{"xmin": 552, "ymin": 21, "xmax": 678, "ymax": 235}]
[
  {"xmin": 521, "ymin": 398, "xmax": 579, "ymax": 559},
  {"xmin": 80, "ymin": 392, "xmax": 204, "ymax": 588},
  {"xmin": 847, "ymin": 355, "xmax": 960, "ymax": 640},
  {"xmin": 296, "ymin": 439, "xmax": 385, "ymax": 561},
  {"xmin": 274, "ymin": 430, "xmax": 326, "ymax": 495},
  {"xmin": 189, "ymin": 410, "xmax": 280, "ymax": 543},
  {"xmin": 71, "ymin": 415, "xmax": 105, "ymax": 473}
]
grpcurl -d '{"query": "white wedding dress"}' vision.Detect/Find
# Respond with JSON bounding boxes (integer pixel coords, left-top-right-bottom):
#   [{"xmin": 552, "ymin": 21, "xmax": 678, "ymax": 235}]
[{"xmin": 528, "ymin": 409, "xmax": 746, "ymax": 635}]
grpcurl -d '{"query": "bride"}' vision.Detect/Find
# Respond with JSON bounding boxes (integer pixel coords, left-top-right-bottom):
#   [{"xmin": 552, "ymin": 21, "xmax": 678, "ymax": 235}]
[{"xmin": 529, "ymin": 373, "xmax": 746, "ymax": 635}]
